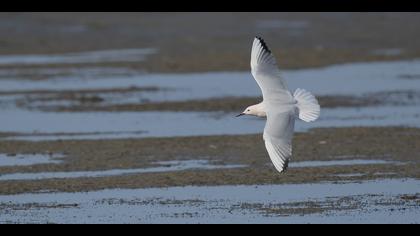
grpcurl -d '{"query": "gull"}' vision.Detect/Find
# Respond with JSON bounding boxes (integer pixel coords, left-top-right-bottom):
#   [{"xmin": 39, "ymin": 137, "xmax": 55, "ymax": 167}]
[{"xmin": 236, "ymin": 37, "xmax": 320, "ymax": 173}]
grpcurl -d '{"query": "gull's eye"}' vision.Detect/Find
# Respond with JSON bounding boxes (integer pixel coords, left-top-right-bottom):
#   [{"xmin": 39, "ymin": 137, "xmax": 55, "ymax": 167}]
[{"xmin": 247, "ymin": 109, "xmax": 250, "ymax": 111}]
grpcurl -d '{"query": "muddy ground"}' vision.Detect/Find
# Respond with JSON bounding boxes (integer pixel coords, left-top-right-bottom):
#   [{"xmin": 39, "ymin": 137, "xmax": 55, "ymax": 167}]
[
  {"xmin": 0, "ymin": 127, "xmax": 419, "ymax": 195},
  {"xmin": 1, "ymin": 13, "xmax": 420, "ymax": 73}
]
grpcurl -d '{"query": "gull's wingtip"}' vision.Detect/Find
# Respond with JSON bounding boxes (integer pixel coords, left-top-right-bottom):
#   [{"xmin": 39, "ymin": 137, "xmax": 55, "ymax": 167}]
[
  {"xmin": 254, "ymin": 36, "xmax": 263, "ymax": 43},
  {"xmin": 253, "ymin": 36, "xmax": 271, "ymax": 53}
]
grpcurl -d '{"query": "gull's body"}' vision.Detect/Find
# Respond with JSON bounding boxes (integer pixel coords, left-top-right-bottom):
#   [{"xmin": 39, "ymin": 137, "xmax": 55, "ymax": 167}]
[{"xmin": 238, "ymin": 37, "xmax": 320, "ymax": 173}]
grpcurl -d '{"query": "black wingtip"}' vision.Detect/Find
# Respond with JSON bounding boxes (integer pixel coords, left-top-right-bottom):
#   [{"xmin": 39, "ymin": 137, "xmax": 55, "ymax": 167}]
[
  {"xmin": 255, "ymin": 36, "xmax": 271, "ymax": 54},
  {"xmin": 279, "ymin": 160, "xmax": 289, "ymax": 174}
]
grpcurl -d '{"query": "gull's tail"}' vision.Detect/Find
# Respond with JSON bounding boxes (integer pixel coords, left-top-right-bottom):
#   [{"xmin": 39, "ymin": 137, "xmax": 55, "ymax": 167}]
[{"xmin": 293, "ymin": 88, "xmax": 320, "ymax": 122}]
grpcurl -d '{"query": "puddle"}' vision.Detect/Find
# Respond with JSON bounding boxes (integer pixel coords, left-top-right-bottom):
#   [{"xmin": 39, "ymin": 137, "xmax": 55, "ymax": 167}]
[
  {"xmin": 2, "ymin": 131, "xmax": 150, "ymax": 141},
  {"xmin": 0, "ymin": 160, "xmax": 246, "ymax": 181},
  {"xmin": 330, "ymin": 154, "xmax": 392, "ymax": 159},
  {"xmin": 0, "ymin": 48, "xmax": 157, "ymax": 66},
  {"xmin": 371, "ymin": 48, "xmax": 404, "ymax": 57},
  {"xmin": 0, "ymin": 153, "xmax": 64, "ymax": 167},
  {"xmin": 330, "ymin": 172, "xmax": 396, "ymax": 178},
  {"xmin": 290, "ymin": 159, "xmax": 400, "ymax": 168},
  {"xmin": 0, "ymin": 67, "xmax": 144, "ymax": 80},
  {"xmin": 374, "ymin": 172, "xmax": 398, "ymax": 176},
  {"xmin": 0, "ymin": 178, "xmax": 418, "ymax": 223},
  {"xmin": 333, "ymin": 173, "xmax": 366, "ymax": 178}
]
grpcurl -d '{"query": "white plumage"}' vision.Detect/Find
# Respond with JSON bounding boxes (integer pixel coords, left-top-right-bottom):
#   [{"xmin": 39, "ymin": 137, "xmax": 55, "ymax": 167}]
[
  {"xmin": 294, "ymin": 88, "xmax": 321, "ymax": 122},
  {"xmin": 249, "ymin": 37, "xmax": 320, "ymax": 173}
]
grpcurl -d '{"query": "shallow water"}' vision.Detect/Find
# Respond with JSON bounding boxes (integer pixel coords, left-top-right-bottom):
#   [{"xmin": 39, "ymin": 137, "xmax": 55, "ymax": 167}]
[
  {"xmin": 0, "ymin": 110, "xmax": 262, "ymax": 141},
  {"xmin": 0, "ymin": 67, "xmax": 146, "ymax": 85},
  {"xmin": 0, "ymin": 178, "xmax": 418, "ymax": 223},
  {"xmin": 290, "ymin": 159, "xmax": 400, "ymax": 168},
  {"xmin": 1, "ymin": 59, "xmax": 420, "ymax": 100},
  {"xmin": 0, "ymin": 153, "xmax": 64, "ymax": 167},
  {"xmin": 1, "ymin": 60, "xmax": 420, "ymax": 141},
  {"xmin": 1, "ymin": 104, "xmax": 420, "ymax": 141},
  {"xmin": 0, "ymin": 48, "xmax": 156, "ymax": 66},
  {"xmin": 371, "ymin": 48, "xmax": 404, "ymax": 57},
  {"xmin": 0, "ymin": 160, "xmax": 246, "ymax": 181},
  {"xmin": 332, "ymin": 173, "xmax": 366, "ymax": 178}
]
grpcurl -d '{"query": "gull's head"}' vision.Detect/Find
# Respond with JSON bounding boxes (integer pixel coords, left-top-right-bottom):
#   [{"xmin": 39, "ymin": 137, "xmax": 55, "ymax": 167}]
[{"xmin": 236, "ymin": 104, "xmax": 266, "ymax": 117}]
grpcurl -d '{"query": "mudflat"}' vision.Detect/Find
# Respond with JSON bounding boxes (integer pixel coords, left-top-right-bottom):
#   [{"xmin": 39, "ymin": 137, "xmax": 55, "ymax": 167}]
[
  {"xmin": 0, "ymin": 12, "xmax": 419, "ymax": 223},
  {"xmin": 1, "ymin": 13, "xmax": 420, "ymax": 73},
  {"xmin": 0, "ymin": 127, "xmax": 418, "ymax": 195}
]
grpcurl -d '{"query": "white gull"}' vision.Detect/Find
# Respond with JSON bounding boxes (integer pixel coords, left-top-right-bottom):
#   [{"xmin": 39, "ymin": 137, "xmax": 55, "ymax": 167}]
[{"xmin": 237, "ymin": 37, "xmax": 321, "ymax": 173}]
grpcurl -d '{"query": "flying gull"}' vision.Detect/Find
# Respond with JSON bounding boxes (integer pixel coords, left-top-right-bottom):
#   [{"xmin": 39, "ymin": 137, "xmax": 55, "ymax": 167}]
[{"xmin": 236, "ymin": 37, "xmax": 321, "ymax": 173}]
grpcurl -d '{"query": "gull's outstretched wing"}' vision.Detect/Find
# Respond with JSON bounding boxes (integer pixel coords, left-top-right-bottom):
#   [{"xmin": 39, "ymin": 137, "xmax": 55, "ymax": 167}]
[
  {"xmin": 251, "ymin": 37, "xmax": 296, "ymax": 173},
  {"xmin": 250, "ymin": 37, "xmax": 292, "ymax": 102},
  {"xmin": 263, "ymin": 109, "xmax": 295, "ymax": 173}
]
